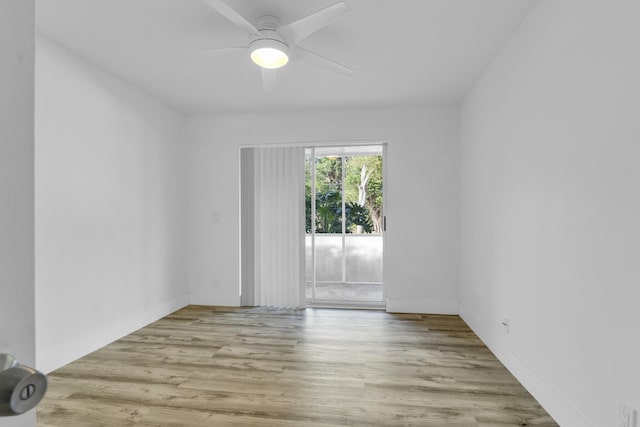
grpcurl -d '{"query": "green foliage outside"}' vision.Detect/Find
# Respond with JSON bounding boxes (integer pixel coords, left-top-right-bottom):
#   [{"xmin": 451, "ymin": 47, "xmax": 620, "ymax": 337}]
[
  {"xmin": 345, "ymin": 155, "xmax": 383, "ymax": 232},
  {"xmin": 305, "ymin": 155, "xmax": 383, "ymax": 234}
]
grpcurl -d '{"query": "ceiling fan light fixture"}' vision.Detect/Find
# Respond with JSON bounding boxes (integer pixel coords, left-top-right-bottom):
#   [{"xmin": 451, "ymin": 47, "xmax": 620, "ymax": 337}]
[{"xmin": 249, "ymin": 39, "xmax": 289, "ymax": 69}]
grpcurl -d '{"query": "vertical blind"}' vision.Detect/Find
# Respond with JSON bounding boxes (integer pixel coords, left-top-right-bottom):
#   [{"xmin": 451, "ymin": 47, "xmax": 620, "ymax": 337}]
[{"xmin": 241, "ymin": 146, "xmax": 306, "ymax": 308}]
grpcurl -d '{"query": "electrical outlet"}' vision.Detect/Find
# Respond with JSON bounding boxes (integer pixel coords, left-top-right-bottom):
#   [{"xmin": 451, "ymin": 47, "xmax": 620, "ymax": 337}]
[
  {"xmin": 620, "ymin": 402, "xmax": 637, "ymax": 427},
  {"xmin": 501, "ymin": 319, "xmax": 510, "ymax": 334}
]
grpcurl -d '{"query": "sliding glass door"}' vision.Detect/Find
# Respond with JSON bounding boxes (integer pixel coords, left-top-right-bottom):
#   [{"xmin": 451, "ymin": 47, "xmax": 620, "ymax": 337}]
[{"xmin": 305, "ymin": 145, "xmax": 384, "ymax": 308}]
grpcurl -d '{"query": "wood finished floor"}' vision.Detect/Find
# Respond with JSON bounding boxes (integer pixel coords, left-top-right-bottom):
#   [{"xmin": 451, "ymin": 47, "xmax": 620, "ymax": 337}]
[{"xmin": 38, "ymin": 305, "xmax": 557, "ymax": 426}]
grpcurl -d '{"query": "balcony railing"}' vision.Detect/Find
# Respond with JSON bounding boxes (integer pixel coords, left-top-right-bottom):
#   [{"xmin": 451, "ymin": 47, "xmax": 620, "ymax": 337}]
[{"xmin": 305, "ymin": 234, "xmax": 383, "ymax": 302}]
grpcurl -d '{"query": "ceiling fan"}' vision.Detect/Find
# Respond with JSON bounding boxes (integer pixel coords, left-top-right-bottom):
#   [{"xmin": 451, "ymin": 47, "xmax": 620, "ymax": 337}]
[{"xmin": 201, "ymin": 0, "xmax": 354, "ymax": 91}]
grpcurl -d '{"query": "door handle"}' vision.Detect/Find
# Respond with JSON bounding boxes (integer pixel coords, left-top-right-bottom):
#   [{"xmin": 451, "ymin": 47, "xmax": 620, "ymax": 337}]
[{"xmin": 0, "ymin": 353, "xmax": 48, "ymax": 417}]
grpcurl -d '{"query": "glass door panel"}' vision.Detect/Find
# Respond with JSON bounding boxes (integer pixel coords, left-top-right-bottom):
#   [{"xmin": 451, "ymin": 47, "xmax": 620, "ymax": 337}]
[{"xmin": 305, "ymin": 145, "xmax": 384, "ymax": 307}]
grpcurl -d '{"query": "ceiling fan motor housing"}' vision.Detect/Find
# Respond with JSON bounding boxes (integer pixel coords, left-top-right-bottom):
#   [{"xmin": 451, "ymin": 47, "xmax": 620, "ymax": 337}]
[{"xmin": 248, "ymin": 16, "xmax": 290, "ymax": 68}]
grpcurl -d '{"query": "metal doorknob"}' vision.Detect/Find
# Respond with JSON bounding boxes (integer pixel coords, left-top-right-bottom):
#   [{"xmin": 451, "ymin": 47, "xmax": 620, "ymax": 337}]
[{"xmin": 0, "ymin": 353, "xmax": 48, "ymax": 417}]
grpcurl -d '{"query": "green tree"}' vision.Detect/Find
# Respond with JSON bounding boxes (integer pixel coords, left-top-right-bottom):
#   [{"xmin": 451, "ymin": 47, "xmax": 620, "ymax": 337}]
[
  {"xmin": 305, "ymin": 154, "xmax": 381, "ymax": 234},
  {"xmin": 315, "ymin": 157, "xmax": 342, "ymax": 195},
  {"xmin": 344, "ymin": 202, "xmax": 373, "ymax": 233},
  {"xmin": 306, "ymin": 157, "xmax": 343, "ymax": 233},
  {"xmin": 315, "ymin": 190, "xmax": 342, "ymax": 233},
  {"xmin": 345, "ymin": 156, "xmax": 383, "ymax": 233}
]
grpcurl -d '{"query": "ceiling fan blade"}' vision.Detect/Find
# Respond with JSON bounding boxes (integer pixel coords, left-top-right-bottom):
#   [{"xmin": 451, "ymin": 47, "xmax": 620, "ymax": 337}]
[
  {"xmin": 196, "ymin": 47, "xmax": 247, "ymax": 55},
  {"xmin": 278, "ymin": 2, "xmax": 350, "ymax": 44},
  {"xmin": 261, "ymin": 68, "xmax": 277, "ymax": 92},
  {"xmin": 202, "ymin": 0, "xmax": 261, "ymax": 37},
  {"xmin": 296, "ymin": 46, "xmax": 355, "ymax": 76}
]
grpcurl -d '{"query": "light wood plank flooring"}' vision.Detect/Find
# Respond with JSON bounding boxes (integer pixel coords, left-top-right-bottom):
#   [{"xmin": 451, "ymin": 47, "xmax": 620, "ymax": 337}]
[{"xmin": 38, "ymin": 305, "xmax": 557, "ymax": 426}]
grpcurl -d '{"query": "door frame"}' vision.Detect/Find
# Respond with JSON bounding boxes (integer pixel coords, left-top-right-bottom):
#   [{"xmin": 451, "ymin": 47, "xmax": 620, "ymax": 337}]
[
  {"xmin": 239, "ymin": 140, "xmax": 388, "ymax": 309},
  {"xmin": 305, "ymin": 143, "xmax": 387, "ymax": 309}
]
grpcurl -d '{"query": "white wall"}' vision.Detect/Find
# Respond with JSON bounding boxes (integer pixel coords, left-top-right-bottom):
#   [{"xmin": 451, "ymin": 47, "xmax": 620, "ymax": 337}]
[
  {"xmin": 35, "ymin": 37, "xmax": 189, "ymax": 373},
  {"xmin": 187, "ymin": 107, "xmax": 459, "ymax": 313},
  {"xmin": 459, "ymin": 0, "xmax": 640, "ymax": 426},
  {"xmin": 0, "ymin": 1, "xmax": 36, "ymax": 426}
]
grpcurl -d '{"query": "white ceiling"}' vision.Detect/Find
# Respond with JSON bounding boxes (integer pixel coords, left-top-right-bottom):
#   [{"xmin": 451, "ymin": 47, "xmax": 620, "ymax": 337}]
[{"xmin": 36, "ymin": 0, "xmax": 535, "ymax": 114}]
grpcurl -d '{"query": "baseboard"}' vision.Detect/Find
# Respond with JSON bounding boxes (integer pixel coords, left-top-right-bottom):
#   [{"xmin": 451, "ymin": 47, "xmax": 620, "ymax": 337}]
[
  {"xmin": 386, "ymin": 298, "xmax": 458, "ymax": 315},
  {"xmin": 37, "ymin": 294, "xmax": 189, "ymax": 373},
  {"xmin": 458, "ymin": 302, "xmax": 591, "ymax": 427},
  {"xmin": 189, "ymin": 291, "xmax": 240, "ymax": 307}
]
